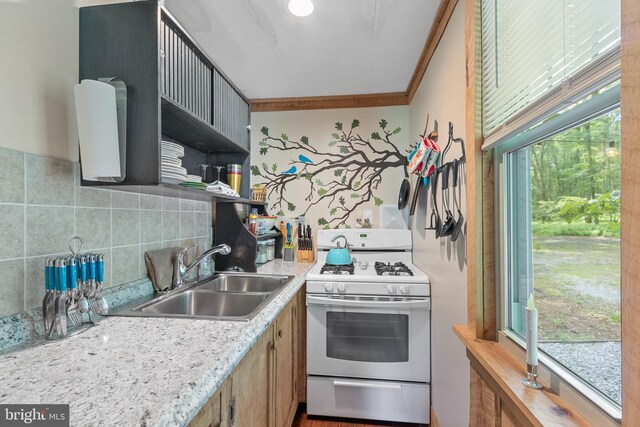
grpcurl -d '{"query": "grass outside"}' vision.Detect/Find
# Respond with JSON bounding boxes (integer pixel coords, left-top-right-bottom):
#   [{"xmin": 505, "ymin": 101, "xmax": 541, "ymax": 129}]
[
  {"xmin": 533, "ymin": 221, "xmax": 620, "ymax": 238},
  {"xmin": 533, "ymin": 235, "xmax": 620, "ymax": 342}
]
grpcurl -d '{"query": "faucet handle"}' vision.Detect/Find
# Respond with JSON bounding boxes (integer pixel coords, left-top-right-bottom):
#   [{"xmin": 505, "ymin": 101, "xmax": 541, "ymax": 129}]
[
  {"xmin": 176, "ymin": 243, "xmax": 198, "ymax": 275},
  {"xmin": 178, "ymin": 243, "xmax": 198, "ymax": 258}
]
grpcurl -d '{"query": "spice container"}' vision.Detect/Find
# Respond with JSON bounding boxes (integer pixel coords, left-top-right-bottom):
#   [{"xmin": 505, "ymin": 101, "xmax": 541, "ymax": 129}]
[
  {"xmin": 256, "ymin": 240, "xmax": 269, "ymax": 264},
  {"xmin": 266, "ymin": 238, "xmax": 276, "ymax": 261}
]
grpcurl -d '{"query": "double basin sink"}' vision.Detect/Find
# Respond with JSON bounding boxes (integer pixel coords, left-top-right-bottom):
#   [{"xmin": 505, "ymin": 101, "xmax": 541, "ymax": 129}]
[{"xmin": 111, "ymin": 273, "xmax": 294, "ymax": 321}]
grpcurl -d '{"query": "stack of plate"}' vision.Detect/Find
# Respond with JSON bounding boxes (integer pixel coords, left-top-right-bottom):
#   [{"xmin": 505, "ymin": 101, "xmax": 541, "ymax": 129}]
[{"xmin": 161, "ymin": 141, "xmax": 187, "ymax": 184}]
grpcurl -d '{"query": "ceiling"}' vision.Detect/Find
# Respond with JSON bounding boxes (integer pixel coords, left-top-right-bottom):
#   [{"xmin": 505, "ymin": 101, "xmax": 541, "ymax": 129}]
[{"xmin": 165, "ymin": 0, "xmax": 438, "ymax": 99}]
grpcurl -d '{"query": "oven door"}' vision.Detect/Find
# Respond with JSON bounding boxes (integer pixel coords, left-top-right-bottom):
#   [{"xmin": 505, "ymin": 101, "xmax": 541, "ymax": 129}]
[{"xmin": 307, "ymin": 294, "xmax": 430, "ymax": 382}]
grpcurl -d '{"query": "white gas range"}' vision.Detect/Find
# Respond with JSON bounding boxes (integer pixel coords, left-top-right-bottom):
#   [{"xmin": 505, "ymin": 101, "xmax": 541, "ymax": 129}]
[{"xmin": 306, "ymin": 228, "xmax": 431, "ymax": 424}]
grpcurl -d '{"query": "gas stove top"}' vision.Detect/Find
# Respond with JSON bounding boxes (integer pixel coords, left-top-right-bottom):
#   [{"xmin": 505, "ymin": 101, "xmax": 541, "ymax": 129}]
[{"xmin": 306, "ymin": 228, "xmax": 430, "ymax": 295}]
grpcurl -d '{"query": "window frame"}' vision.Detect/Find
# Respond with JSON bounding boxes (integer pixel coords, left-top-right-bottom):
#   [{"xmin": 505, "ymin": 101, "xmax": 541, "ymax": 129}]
[{"xmin": 494, "ymin": 83, "xmax": 622, "ymax": 423}]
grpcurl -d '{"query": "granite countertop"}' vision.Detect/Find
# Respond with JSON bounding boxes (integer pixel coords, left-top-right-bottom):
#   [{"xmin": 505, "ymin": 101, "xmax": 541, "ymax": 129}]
[{"xmin": 0, "ymin": 260, "xmax": 313, "ymax": 427}]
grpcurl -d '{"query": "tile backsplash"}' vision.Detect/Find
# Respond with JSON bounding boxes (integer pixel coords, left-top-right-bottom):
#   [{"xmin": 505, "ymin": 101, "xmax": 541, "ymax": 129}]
[{"xmin": 0, "ymin": 147, "xmax": 213, "ymax": 317}]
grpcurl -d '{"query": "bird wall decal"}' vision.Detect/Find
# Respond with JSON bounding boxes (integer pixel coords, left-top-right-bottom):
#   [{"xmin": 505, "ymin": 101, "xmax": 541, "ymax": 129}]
[
  {"xmin": 298, "ymin": 154, "xmax": 314, "ymax": 164},
  {"xmin": 280, "ymin": 166, "xmax": 297, "ymax": 175}
]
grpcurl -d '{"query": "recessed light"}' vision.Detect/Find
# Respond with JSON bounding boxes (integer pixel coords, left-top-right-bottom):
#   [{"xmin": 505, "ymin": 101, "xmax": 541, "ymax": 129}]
[{"xmin": 288, "ymin": 0, "xmax": 314, "ymax": 17}]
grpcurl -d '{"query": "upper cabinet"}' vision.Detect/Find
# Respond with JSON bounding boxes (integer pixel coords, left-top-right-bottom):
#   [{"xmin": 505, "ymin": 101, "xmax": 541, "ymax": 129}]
[{"xmin": 79, "ymin": 1, "xmax": 251, "ymax": 195}]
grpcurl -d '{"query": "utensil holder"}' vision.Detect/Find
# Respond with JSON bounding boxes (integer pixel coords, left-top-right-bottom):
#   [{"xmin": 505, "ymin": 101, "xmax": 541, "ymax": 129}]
[{"xmin": 283, "ymin": 247, "xmax": 295, "ymax": 261}]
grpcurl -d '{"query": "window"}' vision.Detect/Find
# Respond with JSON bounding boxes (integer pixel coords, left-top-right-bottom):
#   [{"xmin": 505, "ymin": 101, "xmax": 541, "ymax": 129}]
[{"xmin": 499, "ymin": 88, "xmax": 621, "ymax": 412}]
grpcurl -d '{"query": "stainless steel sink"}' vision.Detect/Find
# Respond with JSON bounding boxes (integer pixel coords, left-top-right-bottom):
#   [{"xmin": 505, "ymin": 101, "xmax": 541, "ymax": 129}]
[
  {"xmin": 108, "ymin": 273, "xmax": 294, "ymax": 321},
  {"xmin": 195, "ymin": 274, "xmax": 289, "ymax": 293},
  {"xmin": 140, "ymin": 290, "xmax": 269, "ymax": 318}
]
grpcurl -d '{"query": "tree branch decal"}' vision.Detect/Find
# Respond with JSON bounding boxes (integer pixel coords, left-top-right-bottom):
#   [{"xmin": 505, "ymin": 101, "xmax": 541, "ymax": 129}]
[{"xmin": 251, "ymin": 119, "xmax": 405, "ymax": 228}]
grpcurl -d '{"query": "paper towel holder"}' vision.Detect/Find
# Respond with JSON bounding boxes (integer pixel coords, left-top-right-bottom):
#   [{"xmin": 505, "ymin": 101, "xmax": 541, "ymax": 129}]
[{"xmin": 75, "ymin": 77, "xmax": 127, "ymax": 183}]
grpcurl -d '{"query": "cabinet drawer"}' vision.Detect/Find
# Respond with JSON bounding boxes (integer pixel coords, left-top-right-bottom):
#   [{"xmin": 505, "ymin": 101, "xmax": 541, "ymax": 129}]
[{"xmin": 161, "ymin": 17, "xmax": 212, "ymax": 124}]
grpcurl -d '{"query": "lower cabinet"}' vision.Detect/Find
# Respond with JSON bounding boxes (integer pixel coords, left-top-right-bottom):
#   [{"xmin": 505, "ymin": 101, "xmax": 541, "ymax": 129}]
[{"xmin": 189, "ymin": 287, "xmax": 303, "ymax": 427}]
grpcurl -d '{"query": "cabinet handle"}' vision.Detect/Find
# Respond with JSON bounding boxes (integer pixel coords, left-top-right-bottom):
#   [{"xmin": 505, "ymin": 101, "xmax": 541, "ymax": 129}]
[{"xmin": 278, "ymin": 329, "xmax": 283, "ymax": 338}]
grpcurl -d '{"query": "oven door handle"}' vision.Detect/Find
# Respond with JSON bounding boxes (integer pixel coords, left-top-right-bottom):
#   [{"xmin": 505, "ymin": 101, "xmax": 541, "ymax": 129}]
[
  {"xmin": 333, "ymin": 380, "xmax": 402, "ymax": 390},
  {"xmin": 306, "ymin": 295, "xmax": 430, "ymax": 310}
]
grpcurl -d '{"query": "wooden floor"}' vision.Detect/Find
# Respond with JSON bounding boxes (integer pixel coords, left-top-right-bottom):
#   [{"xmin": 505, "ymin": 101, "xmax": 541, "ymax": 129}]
[{"xmin": 292, "ymin": 410, "xmax": 426, "ymax": 427}]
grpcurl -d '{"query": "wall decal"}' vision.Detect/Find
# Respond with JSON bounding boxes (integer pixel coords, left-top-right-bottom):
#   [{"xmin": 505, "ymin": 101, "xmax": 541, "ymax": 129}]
[{"xmin": 251, "ymin": 118, "xmax": 406, "ymax": 227}]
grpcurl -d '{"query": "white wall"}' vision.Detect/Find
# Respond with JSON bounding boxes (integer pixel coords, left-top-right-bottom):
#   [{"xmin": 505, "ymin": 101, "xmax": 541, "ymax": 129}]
[
  {"xmin": 0, "ymin": 0, "xmax": 79, "ymax": 161},
  {"xmin": 251, "ymin": 106, "xmax": 410, "ymax": 227},
  {"xmin": 0, "ymin": 0, "xmax": 129, "ymax": 161},
  {"xmin": 408, "ymin": 3, "xmax": 470, "ymax": 426}
]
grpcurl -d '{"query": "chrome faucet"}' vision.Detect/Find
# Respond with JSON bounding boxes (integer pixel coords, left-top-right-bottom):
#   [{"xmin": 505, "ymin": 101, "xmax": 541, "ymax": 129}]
[{"xmin": 172, "ymin": 243, "xmax": 231, "ymax": 289}]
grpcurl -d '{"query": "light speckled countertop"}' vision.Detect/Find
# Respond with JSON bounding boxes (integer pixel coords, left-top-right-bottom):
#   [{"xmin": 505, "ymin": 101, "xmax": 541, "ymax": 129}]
[{"xmin": 0, "ymin": 260, "xmax": 313, "ymax": 427}]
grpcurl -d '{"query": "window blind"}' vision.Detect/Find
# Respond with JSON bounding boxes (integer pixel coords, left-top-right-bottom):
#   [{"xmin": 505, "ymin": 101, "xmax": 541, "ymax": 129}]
[{"xmin": 481, "ymin": 0, "xmax": 621, "ymax": 149}]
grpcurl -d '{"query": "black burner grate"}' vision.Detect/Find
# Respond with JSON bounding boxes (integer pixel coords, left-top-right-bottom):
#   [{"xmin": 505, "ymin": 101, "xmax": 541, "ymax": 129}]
[
  {"xmin": 374, "ymin": 262, "xmax": 414, "ymax": 276},
  {"xmin": 320, "ymin": 263, "xmax": 355, "ymax": 275}
]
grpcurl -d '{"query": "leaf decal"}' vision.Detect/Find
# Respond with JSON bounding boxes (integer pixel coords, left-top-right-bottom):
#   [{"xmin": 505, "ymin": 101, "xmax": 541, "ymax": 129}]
[
  {"xmin": 371, "ymin": 132, "xmax": 381, "ymax": 140},
  {"xmin": 259, "ymin": 147, "xmax": 268, "ymax": 155},
  {"xmin": 339, "ymin": 196, "xmax": 345, "ymax": 206},
  {"xmin": 374, "ymin": 197, "xmax": 384, "ymax": 206},
  {"xmin": 318, "ymin": 188, "xmax": 328, "ymax": 196},
  {"xmin": 392, "ymin": 127, "xmax": 401, "ymax": 135},
  {"xmin": 277, "ymin": 210, "xmax": 285, "ymax": 216},
  {"xmin": 329, "ymin": 141, "xmax": 338, "ymax": 147},
  {"xmin": 305, "ymin": 173, "xmax": 313, "ymax": 181},
  {"xmin": 335, "ymin": 122, "xmax": 343, "ymax": 131},
  {"xmin": 353, "ymin": 181, "xmax": 361, "ymax": 190},
  {"xmin": 351, "ymin": 193, "xmax": 360, "ymax": 199},
  {"xmin": 250, "ymin": 165, "xmax": 262, "ymax": 176},
  {"xmin": 334, "ymin": 169, "xmax": 343, "ymax": 177},
  {"xmin": 315, "ymin": 179, "xmax": 323, "ymax": 185},
  {"xmin": 339, "ymin": 146, "xmax": 350, "ymax": 154},
  {"xmin": 331, "ymin": 133, "xmax": 340, "ymax": 140},
  {"xmin": 301, "ymin": 136, "xmax": 309, "ymax": 145},
  {"xmin": 351, "ymin": 119, "xmax": 360, "ymax": 129},
  {"xmin": 379, "ymin": 119, "xmax": 387, "ymax": 129},
  {"xmin": 287, "ymin": 202, "xmax": 296, "ymax": 212},
  {"xmin": 281, "ymin": 133, "xmax": 288, "ymax": 141},
  {"xmin": 272, "ymin": 163, "xmax": 278, "ymax": 173},
  {"xmin": 329, "ymin": 208, "xmax": 337, "ymax": 215},
  {"xmin": 261, "ymin": 126, "xmax": 269, "ymax": 136},
  {"xmin": 341, "ymin": 176, "xmax": 347, "ymax": 185},
  {"xmin": 259, "ymin": 140, "xmax": 268, "ymax": 146},
  {"xmin": 318, "ymin": 217, "xmax": 328, "ymax": 225}
]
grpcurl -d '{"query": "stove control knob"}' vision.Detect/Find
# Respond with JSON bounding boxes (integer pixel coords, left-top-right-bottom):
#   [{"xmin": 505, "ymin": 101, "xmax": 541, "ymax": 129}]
[
  {"xmin": 324, "ymin": 283, "xmax": 334, "ymax": 292},
  {"xmin": 400, "ymin": 285, "xmax": 409, "ymax": 294},
  {"xmin": 386, "ymin": 285, "xmax": 396, "ymax": 294},
  {"xmin": 337, "ymin": 283, "xmax": 346, "ymax": 293}
]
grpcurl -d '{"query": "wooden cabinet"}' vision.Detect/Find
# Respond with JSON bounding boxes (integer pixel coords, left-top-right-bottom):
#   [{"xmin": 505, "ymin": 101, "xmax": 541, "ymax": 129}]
[
  {"xmin": 188, "ymin": 287, "xmax": 304, "ymax": 427},
  {"xmin": 274, "ymin": 298, "xmax": 298, "ymax": 427},
  {"xmin": 232, "ymin": 326, "xmax": 275, "ymax": 427},
  {"xmin": 79, "ymin": 2, "xmax": 251, "ymax": 196}
]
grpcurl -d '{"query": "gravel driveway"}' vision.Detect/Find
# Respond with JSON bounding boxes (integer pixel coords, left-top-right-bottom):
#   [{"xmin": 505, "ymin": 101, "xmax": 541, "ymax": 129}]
[{"xmin": 539, "ymin": 341, "xmax": 621, "ymax": 406}]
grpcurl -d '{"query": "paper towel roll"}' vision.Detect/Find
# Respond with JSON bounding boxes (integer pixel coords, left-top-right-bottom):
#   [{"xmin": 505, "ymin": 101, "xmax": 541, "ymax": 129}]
[{"xmin": 74, "ymin": 79, "xmax": 121, "ymax": 181}]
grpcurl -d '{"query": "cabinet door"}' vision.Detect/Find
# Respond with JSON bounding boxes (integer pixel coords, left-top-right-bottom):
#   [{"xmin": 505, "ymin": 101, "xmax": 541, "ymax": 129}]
[
  {"xmin": 275, "ymin": 298, "xmax": 298, "ymax": 427},
  {"xmin": 231, "ymin": 326, "xmax": 274, "ymax": 427},
  {"xmin": 188, "ymin": 378, "xmax": 228, "ymax": 427}
]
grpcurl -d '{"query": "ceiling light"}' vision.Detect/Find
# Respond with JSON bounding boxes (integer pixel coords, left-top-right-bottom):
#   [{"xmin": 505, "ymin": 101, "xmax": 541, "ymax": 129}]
[{"xmin": 288, "ymin": 0, "xmax": 314, "ymax": 17}]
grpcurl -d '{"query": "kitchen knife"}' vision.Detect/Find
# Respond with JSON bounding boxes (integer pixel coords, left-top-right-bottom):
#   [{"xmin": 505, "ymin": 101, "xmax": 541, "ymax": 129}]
[
  {"xmin": 286, "ymin": 223, "xmax": 292, "ymax": 246},
  {"xmin": 306, "ymin": 225, "xmax": 312, "ymax": 251},
  {"xmin": 298, "ymin": 223, "xmax": 304, "ymax": 249}
]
